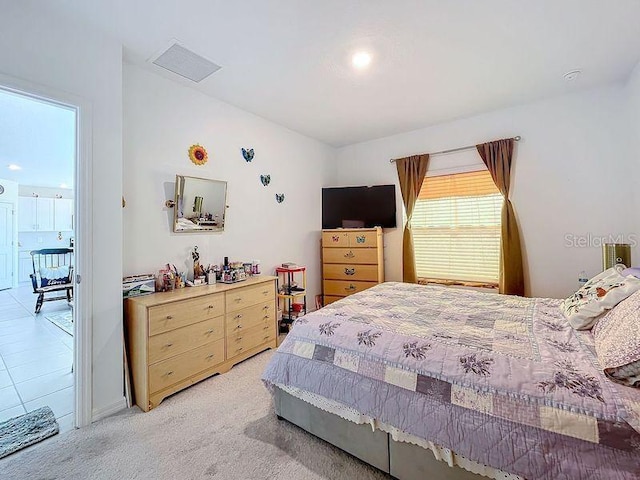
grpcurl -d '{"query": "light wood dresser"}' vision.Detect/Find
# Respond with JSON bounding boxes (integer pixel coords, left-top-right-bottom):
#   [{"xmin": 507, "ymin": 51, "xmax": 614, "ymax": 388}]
[
  {"xmin": 125, "ymin": 276, "xmax": 277, "ymax": 411},
  {"xmin": 322, "ymin": 227, "xmax": 384, "ymax": 305}
]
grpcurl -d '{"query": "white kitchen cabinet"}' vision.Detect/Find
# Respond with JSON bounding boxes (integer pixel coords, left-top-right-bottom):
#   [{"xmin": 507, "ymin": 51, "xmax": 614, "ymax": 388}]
[
  {"xmin": 54, "ymin": 198, "xmax": 74, "ymax": 231},
  {"xmin": 17, "ymin": 196, "xmax": 55, "ymax": 232},
  {"xmin": 18, "ymin": 197, "xmax": 37, "ymax": 232}
]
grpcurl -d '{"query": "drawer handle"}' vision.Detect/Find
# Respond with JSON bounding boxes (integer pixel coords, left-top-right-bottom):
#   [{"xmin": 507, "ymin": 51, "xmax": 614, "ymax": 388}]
[
  {"xmin": 235, "ymin": 337, "xmax": 243, "ymax": 342},
  {"xmin": 235, "ymin": 325, "xmax": 243, "ymax": 330},
  {"xmin": 166, "ymin": 315, "xmax": 173, "ymax": 320},
  {"xmin": 206, "ymin": 354, "xmax": 215, "ymax": 360},
  {"xmin": 205, "ymin": 329, "xmax": 215, "ymax": 335},
  {"xmin": 263, "ymin": 325, "xmax": 269, "ymax": 330},
  {"xmin": 356, "ymin": 235, "xmax": 366, "ymax": 243},
  {"xmin": 344, "ymin": 251, "xmax": 355, "ymax": 258},
  {"xmin": 165, "ymin": 343, "xmax": 173, "ymax": 348},
  {"xmin": 263, "ymin": 315, "xmax": 270, "ymax": 320},
  {"xmin": 262, "ymin": 305, "xmax": 269, "ymax": 310},
  {"xmin": 263, "ymin": 335, "xmax": 270, "ymax": 340},
  {"xmin": 235, "ymin": 314, "xmax": 243, "ymax": 319},
  {"xmin": 262, "ymin": 290, "xmax": 269, "ymax": 295},
  {"xmin": 165, "ymin": 371, "xmax": 174, "ymax": 377},
  {"xmin": 345, "ymin": 284, "xmax": 356, "ymax": 292},
  {"xmin": 234, "ymin": 297, "xmax": 242, "ymax": 302},
  {"xmin": 236, "ymin": 347, "xmax": 244, "ymax": 353},
  {"xmin": 345, "ymin": 268, "xmax": 355, "ymax": 276},
  {"xmin": 208, "ymin": 305, "xmax": 216, "ymax": 309}
]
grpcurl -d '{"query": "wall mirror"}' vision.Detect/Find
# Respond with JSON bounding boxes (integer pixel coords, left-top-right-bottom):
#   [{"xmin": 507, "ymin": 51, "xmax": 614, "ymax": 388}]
[{"xmin": 173, "ymin": 175, "xmax": 227, "ymax": 233}]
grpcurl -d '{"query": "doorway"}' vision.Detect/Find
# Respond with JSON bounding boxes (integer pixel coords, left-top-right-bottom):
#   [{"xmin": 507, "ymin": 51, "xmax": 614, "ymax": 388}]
[{"xmin": 0, "ymin": 87, "xmax": 79, "ymax": 432}]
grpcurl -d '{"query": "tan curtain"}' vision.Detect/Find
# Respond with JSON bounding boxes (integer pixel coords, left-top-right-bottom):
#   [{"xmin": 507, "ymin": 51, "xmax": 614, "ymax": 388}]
[
  {"xmin": 476, "ymin": 139, "xmax": 524, "ymax": 296},
  {"xmin": 395, "ymin": 154, "xmax": 429, "ymax": 283}
]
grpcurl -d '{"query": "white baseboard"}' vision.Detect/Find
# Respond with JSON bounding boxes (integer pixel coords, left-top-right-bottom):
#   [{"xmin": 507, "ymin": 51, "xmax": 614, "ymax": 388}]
[{"xmin": 92, "ymin": 397, "xmax": 127, "ymax": 422}]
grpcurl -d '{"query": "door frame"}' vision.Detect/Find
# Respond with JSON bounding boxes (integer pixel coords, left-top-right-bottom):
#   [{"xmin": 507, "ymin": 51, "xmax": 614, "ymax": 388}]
[
  {"xmin": 0, "ymin": 201, "xmax": 15, "ymax": 291},
  {"xmin": 0, "ymin": 73, "xmax": 93, "ymax": 428}
]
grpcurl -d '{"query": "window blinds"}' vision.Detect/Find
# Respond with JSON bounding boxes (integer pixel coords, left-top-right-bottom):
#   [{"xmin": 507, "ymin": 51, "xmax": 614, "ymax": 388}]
[{"xmin": 411, "ymin": 170, "xmax": 502, "ymax": 285}]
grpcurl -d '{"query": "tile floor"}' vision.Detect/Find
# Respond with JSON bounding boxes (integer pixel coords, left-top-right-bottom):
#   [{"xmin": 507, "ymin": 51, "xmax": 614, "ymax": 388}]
[{"xmin": 0, "ymin": 284, "xmax": 74, "ymax": 432}]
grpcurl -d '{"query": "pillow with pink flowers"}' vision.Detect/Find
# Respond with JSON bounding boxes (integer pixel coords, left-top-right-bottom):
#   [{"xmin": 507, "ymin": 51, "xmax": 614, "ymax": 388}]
[
  {"xmin": 593, "ymin": 289, "xmax": 640, "ymax": 387},
  {"xmin": 560, "ymin": 267, "xmax": 640, "ymax": 330}
]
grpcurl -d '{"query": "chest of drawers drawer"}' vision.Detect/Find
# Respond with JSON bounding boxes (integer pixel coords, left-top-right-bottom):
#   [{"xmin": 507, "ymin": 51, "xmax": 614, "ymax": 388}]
[
  {"xmin": 225, "ymin": 300, "xmax": 276, "ymax": 333},
  {"xmin": 148, "ymin": 293, "xmax": 224, "ymax": 336},
  {"xmin": 322, "ymin": 247, "xmax": 379, "ymax": 265},
  {"xmin": 148, "ymin": 338, "xmax": 225, "ymax": 394},
  {"xmin": 323, "ymin": 264, "xmax": 380, "ymax": 282},
  {"xmin": 227, "ymin": 322, "xmax": 276, "ymax": 359},
  {"xmin": 323, "ymin": 279, "xmax": 376, "ymax": 297},
  {"xmin": 148, "ymin": 316, "xmax": 224, "ymax": 364},
  {"xmin": 226, "ymin": 282, "xmax": 276, "ymax": 312}
]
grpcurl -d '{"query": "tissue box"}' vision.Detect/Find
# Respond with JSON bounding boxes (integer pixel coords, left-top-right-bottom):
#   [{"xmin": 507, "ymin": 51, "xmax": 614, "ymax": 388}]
[{"xmin": 123, "ymin": 274, "xmax": 155, "ymax": 298}]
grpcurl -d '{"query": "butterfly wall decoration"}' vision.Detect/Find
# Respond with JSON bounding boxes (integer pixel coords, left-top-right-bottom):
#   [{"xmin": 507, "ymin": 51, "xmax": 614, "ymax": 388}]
[
  {"xmin": 275, "ymin": 193, "xmax": 285, "ymax": 203},
  {"xmin": 260, "ymin": 175, "xmax": 271, "ymax": 186},
  {"xmin": 242, "ymin": 148, "xmax": 255, "ymax": 162}
]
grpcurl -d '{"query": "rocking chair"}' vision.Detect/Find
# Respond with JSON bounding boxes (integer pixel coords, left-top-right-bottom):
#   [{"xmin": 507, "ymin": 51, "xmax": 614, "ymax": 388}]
[{"xmin": 30, "ymin": 248, "xmax": 74, "ymax": 314}]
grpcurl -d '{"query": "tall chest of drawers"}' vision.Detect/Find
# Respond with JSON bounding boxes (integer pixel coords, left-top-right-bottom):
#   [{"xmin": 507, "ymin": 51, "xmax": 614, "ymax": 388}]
[
  {"xmin": 322, "ymin": 227, "xmax": 384, "ymax": 305},
  {"xmin": 125, "ymin": 276, "xmax": 277, "ymax": 411}
]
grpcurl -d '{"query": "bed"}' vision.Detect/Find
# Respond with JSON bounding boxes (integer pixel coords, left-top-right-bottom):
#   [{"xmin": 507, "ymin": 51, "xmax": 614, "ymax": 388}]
[{"xmin": 262, "ymin": 282, "xmax": 640, "ymax": 479}]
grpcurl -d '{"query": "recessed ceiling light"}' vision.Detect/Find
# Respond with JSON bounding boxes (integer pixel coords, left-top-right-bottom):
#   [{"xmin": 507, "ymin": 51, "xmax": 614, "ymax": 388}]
[
  {"xmin": 352, "ymin": 51, "xmax": 372, "ymax": 70},
  {"xmin": 7, "ymin": 164, "xmax": 21, "ymax": 171},
  {"xmin": 563, "ymin": 70, "xmax": 582, "ymax": 81}
]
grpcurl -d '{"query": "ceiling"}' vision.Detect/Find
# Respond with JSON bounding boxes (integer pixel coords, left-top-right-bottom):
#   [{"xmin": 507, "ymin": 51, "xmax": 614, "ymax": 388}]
[
  {"xmin": 0, "ymin": 89, "xmax": 75, "ymax": 189},
  {"xmin": 50, "ymin": 0, "xmax": 640, "ymax": 146}
]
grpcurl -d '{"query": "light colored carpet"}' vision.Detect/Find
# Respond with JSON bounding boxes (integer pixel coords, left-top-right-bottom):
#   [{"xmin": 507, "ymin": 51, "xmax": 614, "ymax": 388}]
[
  {"xmin": 0, "ymin": 406, "xmax": 59, "ymax": 459},
  {"xmin": 0, "ymin": 350, "xmax": 388, "ymax": 480}
]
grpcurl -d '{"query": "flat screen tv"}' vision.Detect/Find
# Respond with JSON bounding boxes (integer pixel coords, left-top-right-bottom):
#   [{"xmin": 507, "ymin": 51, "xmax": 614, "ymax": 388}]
[{"xmin": 322, "ymin": 185, "xmax": 397, "ymax": 229}]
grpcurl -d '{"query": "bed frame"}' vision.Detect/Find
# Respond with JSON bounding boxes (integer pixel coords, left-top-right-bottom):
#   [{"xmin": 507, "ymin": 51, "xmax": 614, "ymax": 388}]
[{"xmin": 274, "ymin": 386, "xmax": 483, "ymax": 480}]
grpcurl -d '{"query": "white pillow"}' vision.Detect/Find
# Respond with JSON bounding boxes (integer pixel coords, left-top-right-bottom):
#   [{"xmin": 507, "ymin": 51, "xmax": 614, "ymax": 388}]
[{"xmin": 560, "ymin": 267, "xmax": 640, "ymax": 330}]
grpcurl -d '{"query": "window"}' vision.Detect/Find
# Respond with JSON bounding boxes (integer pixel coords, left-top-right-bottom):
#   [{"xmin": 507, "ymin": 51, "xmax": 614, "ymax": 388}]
[{"xmin": 410, "ymin": 170, "xmax": 502, "ymax": 286}]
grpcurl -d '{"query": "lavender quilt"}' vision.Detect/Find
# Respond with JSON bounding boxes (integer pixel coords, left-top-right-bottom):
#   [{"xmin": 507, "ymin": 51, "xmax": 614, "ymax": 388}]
[{"xmin": 262, "ymin": 282, "xmax": 640, "ymax": 479}]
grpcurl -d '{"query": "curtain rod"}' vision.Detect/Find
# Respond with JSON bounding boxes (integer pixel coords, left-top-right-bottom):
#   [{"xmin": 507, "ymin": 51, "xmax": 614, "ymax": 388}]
[{"xmin": 389, "ymin": 136, "xmax": 521, "ymax": 163}]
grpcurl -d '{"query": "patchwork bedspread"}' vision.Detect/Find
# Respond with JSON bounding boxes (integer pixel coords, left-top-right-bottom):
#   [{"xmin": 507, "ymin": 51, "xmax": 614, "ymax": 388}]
[{"xmin": 262, "ymin": 282, "xmax": 640, "ymax": 479}]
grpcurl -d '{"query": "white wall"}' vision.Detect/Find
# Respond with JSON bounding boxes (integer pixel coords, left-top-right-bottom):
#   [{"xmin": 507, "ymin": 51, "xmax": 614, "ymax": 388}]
[
  {"xmin": 625, "ymin": 61, "xmax": 640, "ymax": 251},
  {"xmin": 123, "ymin": 65, "xmax": 335, "ymax": 301},
  {"xmin": 334, "ymin": 85, "xmax": 636, "ymax": 298},
  {"xmin": 0, "ymin": 4, "xmax": 124, "ymax": 418}
]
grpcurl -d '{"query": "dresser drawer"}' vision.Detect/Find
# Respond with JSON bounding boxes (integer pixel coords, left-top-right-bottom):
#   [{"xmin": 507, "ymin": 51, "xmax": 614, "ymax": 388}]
[
  {"xmin": 225, "ymin": 281, "xmax": 275, "ymax": 312},
  {"xmin": 323, "ymin": 264, "xmax": 379, "ymax": 282},
  {"xmin": 148, "ymin": 316, "xmax": 224, "ymax": 364},
  {"xmin": 226, "ymin": 300, "xmax": 275, "ymax": 333},
  {"xmin": 148, "ymin": 293, "xmax": 224, "ymax": 336},
  {"xmin": 148, "ymin": 339, "xmax": 225, "ymax": 394},
  {"xmin": 323, "ymin": 247, "xmax": 379, "ymax": 265},
  {"xmin": 227, "ymin": 323, "xmax": 276, "ymax": 359},
  {"xmin": 323, "ymin": 295, "xmax": 344, "ymax": 306},
  {"xmin": 322, "ymin": 231, "xmax": 350, "ymax": 248},
  {"xmin": 345, "ymin": 230, "xmax": 378, "ymax": 248},
  {"xmin": 323, "ymin": 280, "xmax": 376, "ymax": 296}
]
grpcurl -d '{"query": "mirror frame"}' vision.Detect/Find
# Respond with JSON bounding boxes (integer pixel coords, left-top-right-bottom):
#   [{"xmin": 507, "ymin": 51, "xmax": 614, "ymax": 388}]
[{"xmin": 173, "ymin": 174, "xmax": 228, "ymax": 233}]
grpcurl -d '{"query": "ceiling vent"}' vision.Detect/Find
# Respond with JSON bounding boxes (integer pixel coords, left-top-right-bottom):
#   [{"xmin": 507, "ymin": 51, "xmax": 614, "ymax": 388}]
[{"xmin": 150, "ymin": 42, "xmax": 221, "ymax": 82}]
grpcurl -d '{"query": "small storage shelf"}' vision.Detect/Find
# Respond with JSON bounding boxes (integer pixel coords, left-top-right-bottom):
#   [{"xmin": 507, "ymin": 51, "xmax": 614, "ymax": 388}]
[{"xmin": 276, "ymin": 266, "xmax": 307, "ymax": 333}]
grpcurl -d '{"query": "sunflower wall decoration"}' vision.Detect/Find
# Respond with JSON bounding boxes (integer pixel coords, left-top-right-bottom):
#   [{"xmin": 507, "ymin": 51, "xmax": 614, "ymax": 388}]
[{"xmin": 188, "ymin": 144, "xmax": 208, "ymax": 166}]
